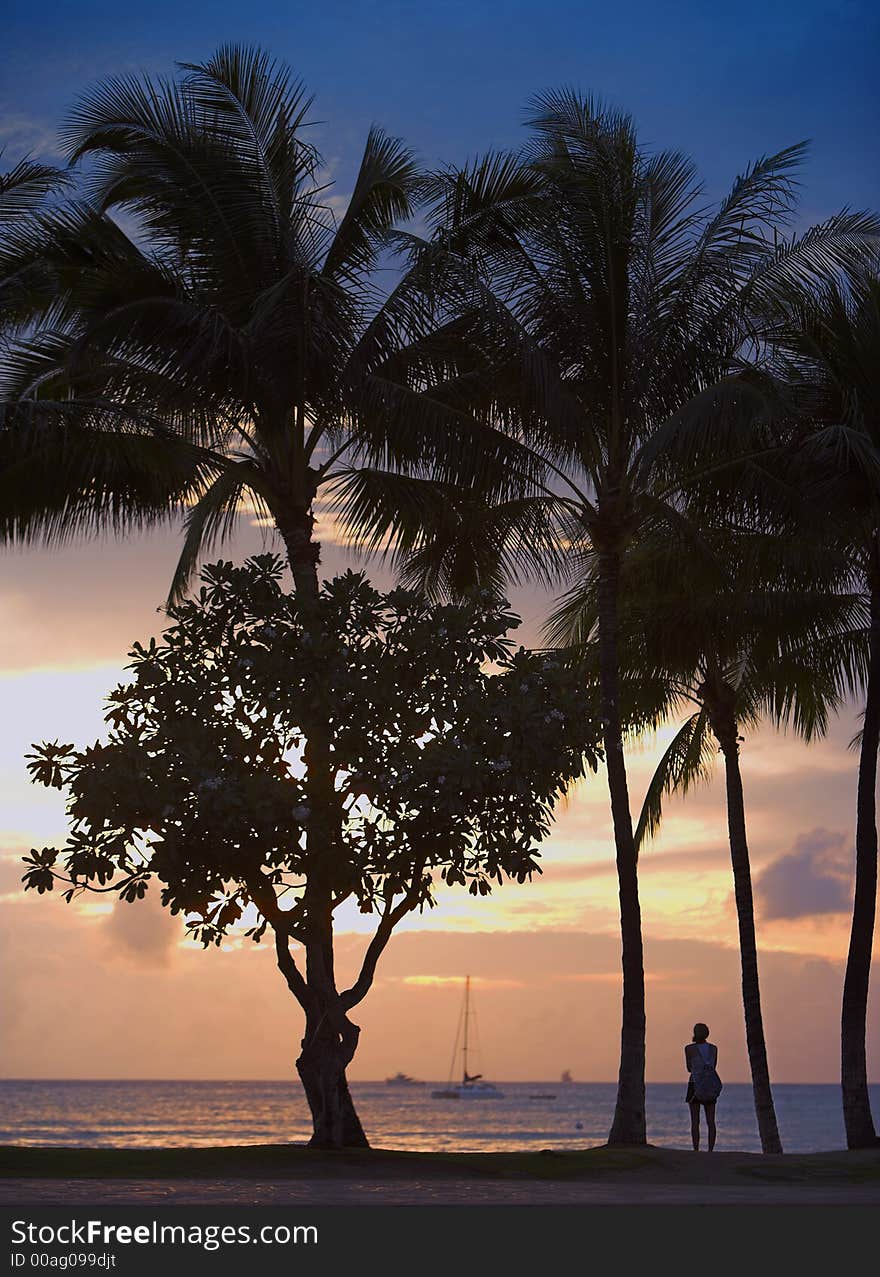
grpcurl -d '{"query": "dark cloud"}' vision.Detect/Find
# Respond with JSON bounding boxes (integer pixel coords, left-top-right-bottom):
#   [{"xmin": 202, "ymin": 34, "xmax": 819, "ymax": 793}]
[{"xmin": 756, "ymin": 828, "xmax": 852, "ymax": 921}]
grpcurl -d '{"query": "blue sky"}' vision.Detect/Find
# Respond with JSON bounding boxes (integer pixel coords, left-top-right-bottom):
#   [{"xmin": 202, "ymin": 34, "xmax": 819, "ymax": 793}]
[{"xmin": 2, "ymin": 0, "xmax": 878, "ymax": 223}]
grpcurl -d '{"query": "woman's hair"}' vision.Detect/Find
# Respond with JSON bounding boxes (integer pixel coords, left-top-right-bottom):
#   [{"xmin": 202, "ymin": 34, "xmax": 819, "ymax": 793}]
[{"xmin": 692, "ymin": 1023, "xmax": 710, "ymax": 1042}]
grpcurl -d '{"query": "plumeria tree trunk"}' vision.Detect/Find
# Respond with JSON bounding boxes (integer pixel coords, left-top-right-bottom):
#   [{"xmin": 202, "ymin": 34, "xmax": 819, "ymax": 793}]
[
  {"xmin": 712, "ymin": 700, "xmax": 783, "ymax": 1154},
  {"xmin": 841, "ymin": 578, "xmax": 880, "ymax": 1149},
  {"xmin": 599, "ymin": 551, "xmax": 647, "ymax": 1147},
  {"xmin": 296, "ymin": 1004, "xmax": 368, "ymax": 1150},
  {"xmin": 275, "ymin": 927, "xmax": 369, "ymax": 1150},
  {"xmin": 276, "ymin": 499, "xmax": 370, "ymax": 1149}
]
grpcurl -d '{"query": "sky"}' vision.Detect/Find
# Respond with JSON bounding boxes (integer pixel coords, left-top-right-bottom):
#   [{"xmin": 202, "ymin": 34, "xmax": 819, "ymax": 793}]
[{"xmin": 1, "ymin": 0, "xmax": 879, "ymax": 1088}]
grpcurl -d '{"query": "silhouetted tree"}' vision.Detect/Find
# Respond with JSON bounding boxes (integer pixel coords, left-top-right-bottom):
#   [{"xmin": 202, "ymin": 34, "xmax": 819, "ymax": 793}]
[
  {"xmin": 23, "ymin": 555, "xmax": 601, "ymax": 1148},
  {"xmin": 769, "ymin": 270, "xmax": 880, "ymax": 1147},
  {"xmin": 0, "ymin": 49, "xmax": 526, "ymax": 1147}
]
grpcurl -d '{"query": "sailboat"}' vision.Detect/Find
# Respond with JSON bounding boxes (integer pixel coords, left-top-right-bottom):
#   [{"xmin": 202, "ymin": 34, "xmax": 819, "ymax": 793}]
[{"xmin": 431, "ymin": 975, "xmax": 504, "ymax": 1099}]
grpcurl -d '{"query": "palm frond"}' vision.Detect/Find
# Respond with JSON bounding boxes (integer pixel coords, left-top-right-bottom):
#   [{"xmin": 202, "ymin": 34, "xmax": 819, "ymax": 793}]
[
  {"xmin": 322, "ymin": 127, "xmax": 420, "ymax": 284},
  {"xmin": 0, "ymin": 155, "xmax": 68, "ymax": 223},
  {"xmin": 634, "ymin": 708, "xmax": 714, "ymax": 853},
  {"xmin": 167, "ymin": 462, "xmax": 259, "ymax": 604}
]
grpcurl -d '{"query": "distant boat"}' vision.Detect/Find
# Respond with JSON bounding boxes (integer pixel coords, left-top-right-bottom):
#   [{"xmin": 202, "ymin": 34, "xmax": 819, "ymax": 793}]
[
  {"xmin": 431, "ymin": 976, "xmax": 504, "ymax": 1100},
  {"xmin": 561, "ymin": 1070, "xmax": 574, "ymax": 1084},
  {"xmin": 385, "ymin": 1072, "xmax": 425, "ymax": 1086}
]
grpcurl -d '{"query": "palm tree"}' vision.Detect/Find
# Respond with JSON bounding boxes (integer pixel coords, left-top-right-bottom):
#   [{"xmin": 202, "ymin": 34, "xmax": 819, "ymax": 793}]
[
  {"xmin": 551, "ymin": 527, "xmax": 866, "ymax": 1153},
  {"xmin": 769, "ymin": 270, "xmax": 880, "ymax": 1147},
  {"xmin": 0, "ymin": 155, "xmax": 71, "ymax": 583},
  {"xmin": 343, "ymin": 94, "xmax": 879, "ymax": 1144},
  {"xmin": 0, "ymin": 154, "xmax": 68, "ymax": 339},
  {"xmin": 0, "ymin": 45, "xmax": 523, "ymax": 1147}
]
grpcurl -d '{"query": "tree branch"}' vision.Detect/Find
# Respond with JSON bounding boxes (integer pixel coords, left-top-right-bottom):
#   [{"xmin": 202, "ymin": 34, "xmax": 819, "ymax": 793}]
[
  {"xmin": 38, "ymin": 869, "xmax": 141, "ymax": 896},
  {"xmin": 339, "ymin": 862, "xmax": 427, "ymax": 1010},
  {"xmin": 274, "ymin": 929, "xmax": 312, "ymax": 1010},
  {"xmin": 245, "ymin": 870, "xmax": 308, "ymax": 942}
]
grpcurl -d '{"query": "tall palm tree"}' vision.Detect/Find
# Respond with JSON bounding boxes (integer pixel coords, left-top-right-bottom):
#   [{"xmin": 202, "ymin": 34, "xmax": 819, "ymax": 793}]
[
  {"xmin": 0, "ymin": 45, "xmax": 524, "ymax": 1146},
  {"xmin": 551, "ymin": 528, "xmax": 866, "ymax": 1153},
  {"xmin": 342, "ymin": 94, "xmax": 879, "ymax": 1144},
  {"xmin": 769, "ymin": 270, "xmax": 880, "ymax": 1147}
]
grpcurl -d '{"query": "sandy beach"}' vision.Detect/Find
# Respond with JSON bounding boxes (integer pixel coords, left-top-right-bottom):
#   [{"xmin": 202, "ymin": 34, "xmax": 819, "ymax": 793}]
[{"xmin": 3, "ymin": 1145, "xmax": 879, "ymax": 1206}]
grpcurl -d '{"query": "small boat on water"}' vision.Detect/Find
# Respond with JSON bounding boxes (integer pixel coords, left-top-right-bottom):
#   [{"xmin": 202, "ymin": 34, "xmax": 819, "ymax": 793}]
[
  {"xmin": 561, "ymin": 1070, "xmax": 574, "ymax": 1084},
  {"xmin": 385, "ymin": 1072, "xmax": 425, "ymax": 1086},
  {"xmin": 433, "ymin": 1078, "xmax": 504, "ymax": 1099},
  {"xmin": 431, "ymin": 976, "xmax": 504, "ymax": 1100}
]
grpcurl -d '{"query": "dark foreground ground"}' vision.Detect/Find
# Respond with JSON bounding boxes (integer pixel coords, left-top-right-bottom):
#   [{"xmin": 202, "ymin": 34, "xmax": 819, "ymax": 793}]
[{"xmin": 2, "ymin": 1144, "xmax": 880, "ymax": 1205}]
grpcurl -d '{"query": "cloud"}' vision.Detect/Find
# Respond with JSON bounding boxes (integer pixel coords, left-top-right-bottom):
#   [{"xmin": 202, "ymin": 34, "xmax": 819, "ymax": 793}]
[
  {"xmin": 544, "ymin": 845, "xmax": 727, "ymax": 883},
  {"xmin": 552, "ymin": 971, "xmax": 676, "ymax": 985},
  {"xmin": 0, "ymin": 113, "xmax": 61, "ymax": 159},
  {"xmin": 1, "ymin": 880, "xmax": 877, "ymax": 1083},
  {"xmin": 0, "ymin": 853, "xmax": 28, "ymax": 899},
  {"xmin": 756, "ymin": 828, "xmax": 852, "ymax": 920},
  {"xmin": 101, "ymin": 890, "xmax": 182, "ymax": 967},
  {"xmin": 0, "ymin": 519, "xmax": 405, "ymax": 676}
]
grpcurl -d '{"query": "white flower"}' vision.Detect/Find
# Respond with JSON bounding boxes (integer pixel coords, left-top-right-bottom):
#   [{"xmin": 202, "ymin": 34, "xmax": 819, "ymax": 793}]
[{"xmin": 263, "ymin": 626, "xmax": 277, "ymax": 640}]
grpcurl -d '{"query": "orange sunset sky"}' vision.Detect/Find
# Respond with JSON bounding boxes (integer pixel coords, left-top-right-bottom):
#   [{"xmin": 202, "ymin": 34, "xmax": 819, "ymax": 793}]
[{"xmin": 1, "ymin": 504, "xmax": 877, "ymax": 1087}]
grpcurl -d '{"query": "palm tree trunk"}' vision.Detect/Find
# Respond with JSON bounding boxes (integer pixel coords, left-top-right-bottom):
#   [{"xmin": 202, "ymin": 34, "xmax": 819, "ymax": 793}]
[
  {"xmin": 716, "ymin": 711, "xmax": 783, "ymax": 1154},
  {"xmin": 276, "ymin": 503, "xmax": 370, "ymax": 1148},
  {"xmin": 599, "ymin": 552, "xmax": 647, "ymax": 1147},
  {"xmin": 276, "ymin": 504, "xmax": 321, "ymax": 602},
  {"xmin": 841, "ymin": 580, "xmax": 880, "ymax": 1149}
]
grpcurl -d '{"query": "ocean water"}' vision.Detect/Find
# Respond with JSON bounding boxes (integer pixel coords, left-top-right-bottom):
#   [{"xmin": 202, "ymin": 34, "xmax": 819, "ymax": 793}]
[{"xmin": 1, "ymin": 1080, "xmax": 876, "ymax": 1153}]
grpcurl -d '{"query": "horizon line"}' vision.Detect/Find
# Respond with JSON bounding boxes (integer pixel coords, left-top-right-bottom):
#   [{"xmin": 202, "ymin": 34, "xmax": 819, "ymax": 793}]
[{"xmin": 2, "ymin": 1077, "xmax": 873, "ymax": 1086}]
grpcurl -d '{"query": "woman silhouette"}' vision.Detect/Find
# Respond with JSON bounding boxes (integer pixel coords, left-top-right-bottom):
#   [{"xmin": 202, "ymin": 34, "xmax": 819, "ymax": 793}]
[{"xmin": 685, "ymin": 1022, "xmax": 718, "ymax": 1151}]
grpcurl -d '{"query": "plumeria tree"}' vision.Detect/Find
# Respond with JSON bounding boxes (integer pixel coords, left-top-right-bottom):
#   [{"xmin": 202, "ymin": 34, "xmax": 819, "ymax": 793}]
[{"xmin": 23, "ymin": 556, "xmax": 601, "ymax": 1149}]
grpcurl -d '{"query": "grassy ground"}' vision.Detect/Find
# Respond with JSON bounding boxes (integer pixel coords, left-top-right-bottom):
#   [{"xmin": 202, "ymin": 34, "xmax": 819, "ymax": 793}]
[{"xmin": 2, "ymin": 1143, "xmax": 879, "ymax": 1185}]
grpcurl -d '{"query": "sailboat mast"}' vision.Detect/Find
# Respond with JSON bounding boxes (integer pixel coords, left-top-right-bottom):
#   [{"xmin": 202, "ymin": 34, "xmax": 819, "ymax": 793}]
[{"xmin": 462, "ymin": 975, "xmax": 470, "ymax": 1084}]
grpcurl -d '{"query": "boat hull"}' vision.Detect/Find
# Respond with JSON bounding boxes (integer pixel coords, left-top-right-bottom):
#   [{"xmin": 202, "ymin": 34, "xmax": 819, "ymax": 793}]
[{"xmin": 430, "ymin": 1084, "xmax": 505, "ymax": 1099}]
